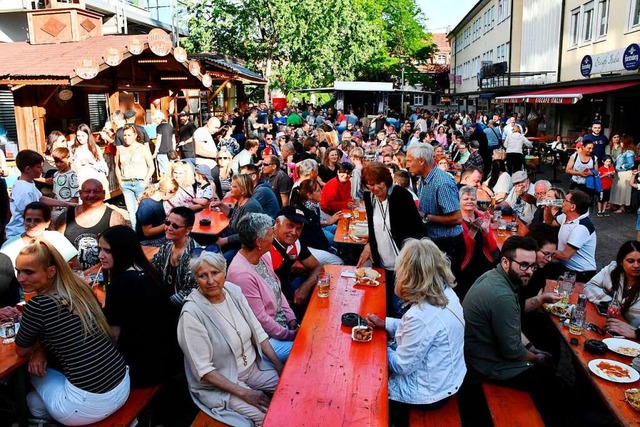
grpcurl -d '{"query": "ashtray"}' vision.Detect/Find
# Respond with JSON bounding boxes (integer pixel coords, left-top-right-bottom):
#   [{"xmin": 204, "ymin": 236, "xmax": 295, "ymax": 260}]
[
  {"xmin": 585, "ymin": 339, "xmax": 608, "ymax": 355},
  {"xmin": 199, "ymin": 218, "xmax": 211, "ymax": 226},
  {"xmin": 341, "ymin": 312, "xmax": 363, "ymax": 327}
]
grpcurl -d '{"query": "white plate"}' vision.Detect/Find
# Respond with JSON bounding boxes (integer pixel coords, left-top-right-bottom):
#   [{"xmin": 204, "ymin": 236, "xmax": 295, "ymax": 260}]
[
  {"xmin": 603, "ymin": 338, "xmax": 640, "ymax": 357},
  {"xmin": 588, "ymin": 358, "xmax": 640, "ymax": 383},
  {"xmin": 351, "ymin": 325, "xmax": 373, "ymax": 342}
]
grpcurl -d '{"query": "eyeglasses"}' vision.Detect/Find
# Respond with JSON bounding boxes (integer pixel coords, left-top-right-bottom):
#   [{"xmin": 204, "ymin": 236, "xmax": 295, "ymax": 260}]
[
  {"xmin": 506, "ymin": 257, "xmax": 538, "ymax": 272},
  {"xmin": 164, "ymin": 220, "xmax": 187, "ymax": 230},
  {"xmin": 539, "ymin": 251, "xmax": 554, "ymax": 261}
]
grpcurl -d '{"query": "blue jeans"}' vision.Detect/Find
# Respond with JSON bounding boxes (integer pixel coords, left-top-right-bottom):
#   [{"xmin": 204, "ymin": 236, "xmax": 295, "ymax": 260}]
[
  {"xmin": 121, "ymin": 179, "xmax": 147, "ymax": 230},
  {"xmin": 269, "ymin": 338, "xmax": 294, "ymax": 363},
  {"xmin": 157, "ymin": 154, "xmax": 170, "ymax": 177},
  {"xmin": 322, "ymin": 224, "xmax": 337, "ymax": 247}
]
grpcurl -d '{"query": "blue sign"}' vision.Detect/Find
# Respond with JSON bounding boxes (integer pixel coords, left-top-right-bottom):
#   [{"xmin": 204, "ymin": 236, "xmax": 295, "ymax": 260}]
[
  {"xmin": 623, "ymin": 43, "xmax": 640, "ymax": 71},
  {"xmin": 580, "ymin": 55, "xmax": 592, "ymax": 77}
]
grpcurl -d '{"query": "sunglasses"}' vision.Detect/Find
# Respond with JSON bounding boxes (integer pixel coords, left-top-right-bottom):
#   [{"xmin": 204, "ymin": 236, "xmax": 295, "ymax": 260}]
[{"xmin": 164, "ymin": 220, "xmax": 187, "ymax": 230}]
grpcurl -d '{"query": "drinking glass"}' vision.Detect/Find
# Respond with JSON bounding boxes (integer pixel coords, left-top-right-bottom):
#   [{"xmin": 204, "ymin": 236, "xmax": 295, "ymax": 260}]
[
  {"xmin": 2, "ymin": 322, "xmax": 16, "ymax": 344},
  {"xmin": 317, "ymin": 273, "xmax": 330, "ymax": 298},
  {"xmin": 563, "ymin": 272, "xmax": 577, "ymax": 287},
  {"xmin": 607, "ymin": 298, "xmax": 622, "ymax": 318},
  {"xmin": 497, "ymin": 220, "xmax": 507, "ymax": 237},
  {"xmin": 559, "ymin": 279, "xmax": 573, "ymax": 304}
]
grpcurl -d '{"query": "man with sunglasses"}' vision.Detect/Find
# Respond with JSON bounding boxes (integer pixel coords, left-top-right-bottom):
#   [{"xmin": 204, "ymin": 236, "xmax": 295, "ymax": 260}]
[{"xmin": 463, "ymin": 236, "xmax": 560, "ymax": 424}]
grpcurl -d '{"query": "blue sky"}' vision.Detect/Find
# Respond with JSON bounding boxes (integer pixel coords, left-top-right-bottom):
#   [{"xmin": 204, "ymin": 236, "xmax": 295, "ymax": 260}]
[{"xmin": 417, "ymin": 0, "xmax": 478, "ymax": 32}]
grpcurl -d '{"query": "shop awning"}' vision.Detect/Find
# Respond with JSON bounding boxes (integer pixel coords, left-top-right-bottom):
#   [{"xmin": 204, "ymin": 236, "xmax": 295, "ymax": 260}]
[{"xmin": 496, "ymin": 82, "xmax": 640, "ymax": 104}]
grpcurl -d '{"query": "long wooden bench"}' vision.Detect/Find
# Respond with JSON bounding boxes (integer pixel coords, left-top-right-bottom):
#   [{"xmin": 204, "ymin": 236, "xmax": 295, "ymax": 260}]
[
  {"xmin": 85, "ymin": 385, "xmax": 162, "ymax": 427},
  {"xmin": 409, "ymin": 395, "xmax": 462, "ymax": 427},
  {"xmin": 191, "ymin": 411, "xmax": 229, "ymax": 426},
  {"xmin": 481, "ymin": 383, "xmax": 544, "ymax": 427}
]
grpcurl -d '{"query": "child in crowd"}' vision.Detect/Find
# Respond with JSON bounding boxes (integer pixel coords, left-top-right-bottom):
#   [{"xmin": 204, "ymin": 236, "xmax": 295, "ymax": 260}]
[
  {"xmin": 6, "ymin": 150, "xmax": 74, "ymax": 239},
  {"xmin": 192, "ymin": 164, "xmax": 216, "ymax": 210},
  {"xmin": 51, "ymin": 147, "xmax": 79, "ymax": 221},
  {"xmin": 393, "ymin": 169, "xmax": 419, "ymax": 208},
  {"xmin": 598, "ymin": 156, "xmax": 615, "ymax": 217}
]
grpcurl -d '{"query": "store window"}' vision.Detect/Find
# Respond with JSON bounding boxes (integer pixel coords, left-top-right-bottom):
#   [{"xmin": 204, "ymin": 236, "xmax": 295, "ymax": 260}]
[
  {"xmin": 630, "ymin": 0, "xmax": 640, "ymax": 29},
  {"xmin": 596, "ymin": 0, "xmax": 609, "ymax": 38},
  {"xmin": 570, "ymin": 8, "xmax": 580, "ymax": 46},
  {"xmin": 582, "ymin": 1, "xmax": 594, "ymax": 42}
]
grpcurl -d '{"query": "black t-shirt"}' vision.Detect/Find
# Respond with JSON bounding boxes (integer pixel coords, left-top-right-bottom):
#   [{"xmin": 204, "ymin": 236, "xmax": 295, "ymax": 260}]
[
  {"xmin": 179, "ymin": 122, "xmax": 198, "ymax": 158},
  {"xmin": 104, "ymin": 270, "xmax": 181, "ymax": 388},
  {"xmin": 156, "ymin": 122, "xmax": 174, "ymax": 154},
  {"xmin": 135, "ymin": 198, "xmax": 167, "ymax": 241},
  {"xmin": 319, "ymin": 164, "xmax": 338, "ymax": 183},
  {"xmin": 231, "ymin": 115, "xmax": 245, "ymax": 135},
  {"xmin": 268, "ymin": 170, "xmax": 293, "ymax": 207}
]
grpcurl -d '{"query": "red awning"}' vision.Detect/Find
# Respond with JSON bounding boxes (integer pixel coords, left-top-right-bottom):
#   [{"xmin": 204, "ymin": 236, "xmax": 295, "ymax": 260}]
[{"xmin": 496, "ymin": 82, "xmax": 640, "ymax": 104}]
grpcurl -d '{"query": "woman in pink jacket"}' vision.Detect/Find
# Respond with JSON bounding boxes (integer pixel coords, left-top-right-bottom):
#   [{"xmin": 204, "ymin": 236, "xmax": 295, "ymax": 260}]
[{"xmin": 227, "ymin": 213, "xmax": 299, "ymax": 362}]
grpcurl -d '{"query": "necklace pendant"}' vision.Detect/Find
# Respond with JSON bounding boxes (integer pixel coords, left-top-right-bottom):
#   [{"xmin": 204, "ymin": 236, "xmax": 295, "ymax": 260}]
[{"xmin": 242, "ymin": 354, "xmax": 248, "ymax": 366}]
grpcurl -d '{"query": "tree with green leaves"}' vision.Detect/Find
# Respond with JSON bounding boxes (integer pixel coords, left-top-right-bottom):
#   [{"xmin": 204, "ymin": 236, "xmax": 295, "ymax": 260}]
[{"xmin": 182, "ymin": 0, "xmax": 435, "ymax": 99}]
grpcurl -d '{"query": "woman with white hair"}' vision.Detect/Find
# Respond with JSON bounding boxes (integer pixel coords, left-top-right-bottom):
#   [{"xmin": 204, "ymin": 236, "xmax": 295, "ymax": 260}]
[
  {"xmin": 178, "ymin": 251, "xmax": 282, "ymax": 427},
  {"xmin": 226, "ymin": 213, "xmax": 299, "ymax": 363},
  {"xmin": 367, "ymin": 238, "xmax": 465, "ymax": 427}
]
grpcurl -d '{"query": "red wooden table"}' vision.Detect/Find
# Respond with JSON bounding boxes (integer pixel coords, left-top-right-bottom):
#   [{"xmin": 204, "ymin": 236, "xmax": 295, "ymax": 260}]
[
  {"xmin": 544, "ymin": 281, "xmax": 640, "ymax": 425},
  {"xmin": 491, "ymin": 215, "xmax": 528, "ymax": 250},
  {"xmin": 334, "ymin": 209, "xmax": 368, "ymax": 245},
  {"xmin": 263, "ymin": 265, "xmax": 388, "ymax": 427},
  {"xmin": 192, "ymin": 207, "xmax": 231, "ymax": 236},
  {"xmin": 0, "ymin": 342, "xmax": 27, "ymax": 379}
]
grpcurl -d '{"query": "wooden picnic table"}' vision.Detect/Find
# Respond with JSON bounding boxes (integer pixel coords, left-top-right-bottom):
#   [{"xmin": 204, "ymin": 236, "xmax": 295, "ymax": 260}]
[
  {"xmin": 0, "ymin": 341, "xmax": 27, "ymax": 379},
  {"xmin": 192, "ymin": 206, "xmax": 231, "ymax": 236},
  {"xmin": 334, "ymin": 208, "xmax": 368, "ymax": 245},
  {"xmin": 543, "ymin": 280, "xmax": 640, "ymax": 426},
  {"xmin": 263, "ymin": 265, "xmax": 388, "ymax": 427}
]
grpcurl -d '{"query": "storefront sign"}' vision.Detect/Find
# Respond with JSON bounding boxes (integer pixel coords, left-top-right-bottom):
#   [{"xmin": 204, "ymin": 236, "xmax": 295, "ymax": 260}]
[
  {"xmin": 127, "ymin": 36, "xmax": 144, "ymax": 55},
  {"xmin": 623, "ymin": 43, "xmax": 640, "ymax": 71},
  {"xmin": 74, "ymin": 57, "xmax": 99, "ymax": 79},
  {"xmin": 173, "ymin": 46, "xmax": 187, "ymax": 63},
  {"xmin": 580, "ymin": 44, "xmax": 640, "ymax": 77},
  {"xmin": 148, "ymin": 29, "xmax": 172, "ymax": 57},
  {"xmin": 103, "ymin": 47, "xmax": 123, "ymax": 67}
]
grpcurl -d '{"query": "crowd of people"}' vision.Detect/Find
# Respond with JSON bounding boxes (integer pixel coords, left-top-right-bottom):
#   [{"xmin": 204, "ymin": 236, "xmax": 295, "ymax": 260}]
[{"xmin": 0, "ymin": 102, "xmax": 638, "ymax": 426}]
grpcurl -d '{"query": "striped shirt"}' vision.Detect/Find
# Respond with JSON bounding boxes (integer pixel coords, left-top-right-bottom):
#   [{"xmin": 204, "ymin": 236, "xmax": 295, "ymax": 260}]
[
  {"xmin": 418, "ymin": 166, "xmax": 463, "ymax": 239},
  {"xmin": 16, "ymin": 294, "xmax": 126, "ymax": 393}
]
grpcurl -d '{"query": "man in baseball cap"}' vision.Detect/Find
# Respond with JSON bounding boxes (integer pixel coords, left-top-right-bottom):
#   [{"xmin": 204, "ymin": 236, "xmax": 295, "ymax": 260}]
[{"xmin": 270, "ymin": 206, "xmax": 322, "ymax": 313}]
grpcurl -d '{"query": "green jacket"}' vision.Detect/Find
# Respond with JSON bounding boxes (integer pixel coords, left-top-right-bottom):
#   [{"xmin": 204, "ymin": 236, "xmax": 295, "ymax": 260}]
[{"xmin": 462, "ymin": 266, "xmax": 532, "ymax": 381}]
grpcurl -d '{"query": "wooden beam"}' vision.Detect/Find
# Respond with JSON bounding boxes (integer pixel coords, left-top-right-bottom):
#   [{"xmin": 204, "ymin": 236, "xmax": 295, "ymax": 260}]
[{"xmin": 210, "ymin": 79, "xmax": 231, "ymax": 98}]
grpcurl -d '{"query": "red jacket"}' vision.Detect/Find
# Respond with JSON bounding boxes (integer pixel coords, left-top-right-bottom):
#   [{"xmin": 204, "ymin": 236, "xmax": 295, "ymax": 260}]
[
  {"xmin": 320, "ymin": 177, "xmax": 352, "ymax": 214},
  {"xmin": 461, "ymin": 210, "xmax": 499, "ymax": 270}
]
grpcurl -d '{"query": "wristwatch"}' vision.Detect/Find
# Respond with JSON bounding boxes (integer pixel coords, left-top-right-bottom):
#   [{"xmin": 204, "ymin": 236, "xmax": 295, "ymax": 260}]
[
  {"xmin": 525, "ymin": 342, "xmax": 534, "ymax": 350},
  {"xmin": 422, "ymin": 214, "xmax": 430, "ymax": 224}
]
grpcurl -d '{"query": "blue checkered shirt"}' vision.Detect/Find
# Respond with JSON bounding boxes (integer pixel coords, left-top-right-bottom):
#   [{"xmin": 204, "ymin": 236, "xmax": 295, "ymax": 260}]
[{"xmin": 418, "ymin": 166, "xmax": 463, "ymax": 239}]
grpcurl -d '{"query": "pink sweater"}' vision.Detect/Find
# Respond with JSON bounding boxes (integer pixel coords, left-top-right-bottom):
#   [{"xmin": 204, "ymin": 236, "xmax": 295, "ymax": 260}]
[{"xmin": 226, "ymin": 251, "xmax": 297, "ymax": 341}]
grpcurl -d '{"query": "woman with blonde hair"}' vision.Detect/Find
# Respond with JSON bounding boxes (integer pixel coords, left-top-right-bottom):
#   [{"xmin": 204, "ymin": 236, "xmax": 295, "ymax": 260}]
[
  {"xmin": 212, "ymin": 174, "xmax": 264, "ymax": 263},
  {"xmin": 136, "ymin": 177, "xmax": 180, "ymax": 245},
  {"xmin": 164, "ymin": 161, "xmax": 196, "ymax": 214},
  {"xmin": 15, "ymin": 241, "xmax": 129, "ymax": 425},
  {"xmin": 367, "ymin": 238, "xmax": 465, "ymax": 427},
  {"xmin": 610, "ymin": 135, "xmax": 637, "ymax": 213}
]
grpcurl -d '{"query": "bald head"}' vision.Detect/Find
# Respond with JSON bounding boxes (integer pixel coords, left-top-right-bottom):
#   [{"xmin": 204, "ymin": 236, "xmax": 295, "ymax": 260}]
[
  {"xmin": 80, "ymin": 179, "xmax": 105, "ymax": 205},
  {"xmin": 206, "ymin": 117, "xmax": 221, "ymax": 133}
]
